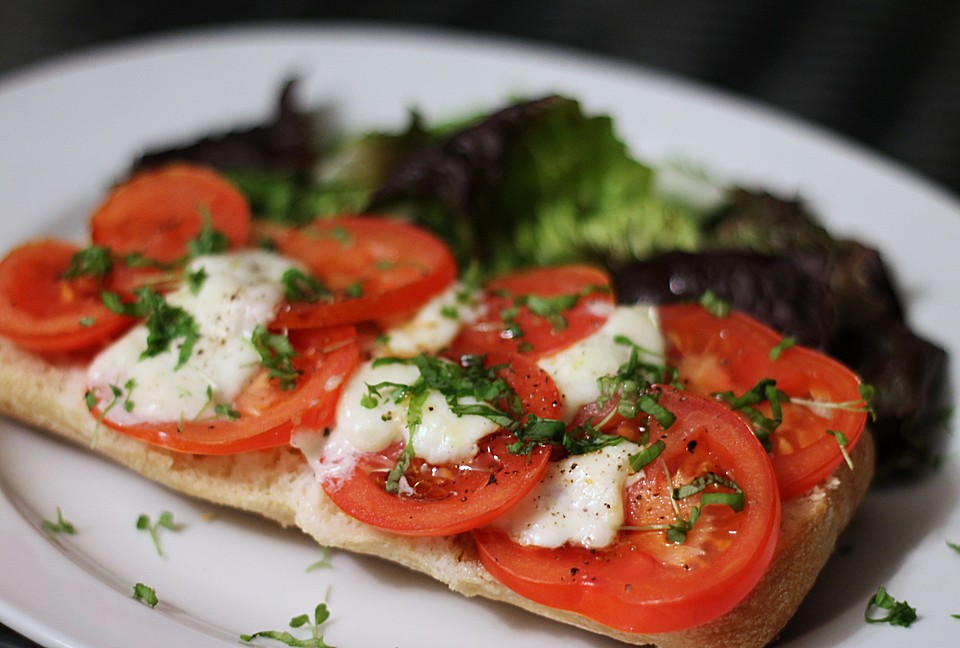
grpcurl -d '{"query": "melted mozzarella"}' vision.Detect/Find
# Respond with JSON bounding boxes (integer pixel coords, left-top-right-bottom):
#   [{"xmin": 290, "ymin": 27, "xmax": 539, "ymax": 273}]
[
  {"xmin": 87, "ymin": 250, "xmax": 296, "ymax": 425},
  {"xmin": 376, "ymin": 282, "xmax": 481, "ymax": 358},
  {"xmin": 329, "ymin": 358, "xmax": 500, "ymax": 466},
  {"xmin": 537, "ymin": 304, "xmax": 663, "ymax": 418},
  {"xmin": 494, "ymin": 442, "xmax": 642, "ymax": 549}
]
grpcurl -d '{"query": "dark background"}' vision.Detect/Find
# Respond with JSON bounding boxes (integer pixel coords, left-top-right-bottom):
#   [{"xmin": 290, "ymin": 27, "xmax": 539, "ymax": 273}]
[
  {"xmin": 0, "ymin": 1, "xmax": 958, "ymax": 646},
  {"xmin": 1, "ymin": 0, "xmax": 959, "ymax": 200}
]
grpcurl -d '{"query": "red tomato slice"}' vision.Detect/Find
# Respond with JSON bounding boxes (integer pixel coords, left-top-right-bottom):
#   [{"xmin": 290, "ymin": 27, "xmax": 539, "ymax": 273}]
[
  {"xmin": 320, "ymin": 354, "xmax": 562, "ymax": 536},
  {"xmin": 89, "ymin": 326, "xmax": 359, "ymax": 454},
  {"xmin": 659, "ymin": 303, "xmax": 868, "ymax": 499},
  {"xmin": 474, "ymin": 386, "xmax": 780, "ymax": 634},
  {"xmin": 269, "ymin": 216, "xmax": 458, "ymax": 329},
  {"xmin": 449, "ymin": 265, "xmax": 614, "ymax": 358},
  {"xmin": 0, "ymin": 239, "xmax": 133, "ymax": 352},
  {"xmin": 90, "ymin": 163, "xmax": 251, "ymax": 264}
]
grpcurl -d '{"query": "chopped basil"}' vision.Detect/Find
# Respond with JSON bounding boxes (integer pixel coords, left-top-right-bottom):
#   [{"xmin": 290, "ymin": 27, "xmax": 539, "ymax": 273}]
[
  {"xmin": 63, "ymin": 245, "xmax": 114, "ymax": 279},
  {"xmin": 623, "ymin": 462, "xmax": 746, "ymax": 543},
  {"xmin": 282, "ymin": 267, "xmax": 331, "ymax": 303},
  {"xmin": 305, "ymin": 547, "xmax": 334, "ymax": 572},
  {"xmin": 136, "ymin": 511, "xmax": 178, "ymax": 557},
  {"xmin": 364, "ymin": 353, "xmax": 537, "ymax": 490},
  {"xmin": 186, "ymin": 266, "xmax": 208, "ymax": 295},
  {"xmin": 440, "ymin": 304, "xmax": 459, "ymax": 319},
  {"xmin": 214, "ymin": 403, "xmax": 241, "ymax": 421},
  {"xmin": 715, "ymin": 378, "xmax": 787, "ymax": 451},
  {"xmin": 186, "ymin": 210, "xmax": 231, "ymax": 257},
  {"xmin": 826, "ymin": 429, "xmax": 855, "ymax": 470},
  {"xmin": 344, "ymin": 281, "xmax": 364, "ymax": 298},
  {"xmin": 628, "ymin": 439, "xmax": 665, "ymax": 472},
  {"xmin": 241, "ymin": 602, "xmax": 333, "ymax": 647},
  {"xmin": 769, "ymin": 335, "xmax": 797, "ymax": 361},
  {"xmin": 698, "ymin": 290, "xmax": 730, "ymax": 317},
  {"xmin": 251, "ymin": 325, "xmax": 300, "ymax": 390},
  {"xmin": 517, "ymin": 292, "xmax": 580, "ymax": 331},
  {"xmin": 864, "ymin": 586, "xmax": 917, "ymax": 627},
  {"xmin": 103, "ymin": 287, "xmax": 200, "ymax": 369},
  {"xmin": 132, "ymin": 582, "xmax": 159, "ymax": 608},
  {"xmin": 666, "ymin": 471, "xmax": 745, "ymax": 543},
  {"xmin": 41, "ymin": 506, "xmax": 77, "ymax": 536}
]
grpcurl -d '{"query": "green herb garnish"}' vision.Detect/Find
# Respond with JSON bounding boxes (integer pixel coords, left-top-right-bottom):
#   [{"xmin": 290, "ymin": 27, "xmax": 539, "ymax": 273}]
[
  {"xmin": 715, "ymin": 378, "xmax": 787, "ymax": 451},
  {"xmin": 241, "ymin": 603, "xmax": 334, "ymax": 647},
  {"xmin": 306, "ymin": 547, "xmax": 334, "ymax": 572},
  {"xmin": 186, "ymin": 266, "xmax": 208, "ymax": 295},
  {"xmin": 628, "ymin": 439, "xmax": 665, "ymax": 472},
  {"xmin": 864, "ymin": 586, "xmax": 917, "ymax": 627},
  {"xmin": 186, "ymin": 209, "xmax": 231, "ymax": 257},
  {"xmin": 769, "ymin": 335, "xmax": 797, "ymax": 360},
  {"xmin": 596, "ymin": 335, "xmax": 677, "ymax": 426},
  {"xmin": 136, "ymin": 511, "xmax": 178, "ymax": 557},
  {"xmin": 63, "ymin": 245, "xmax": 114, "ymax": 279},
  {"xmin": 251, "ymin": 325, "xmax": 300, "ymax": 390},
  {"xmin": 826, "ymin": 429, "xmax": 854, "ymax": 470},
  {"xmin": 623, "ymin": 462, "xmax": 745, "ymax": 543},
  {"xmin": 41, "ymin": 507, "xmax": 77, "ymax": 536},
  {"xmin": 282, "ymin": 268, "xmax": 331, "ymax": 303},
  {"xmin": 103, "ymin": 287, "xmax": 200, "ymax": 368},
  {"xmin": 133, "ymin": 582, "xmax": 159, "ymax": 608},
  {"xmin": 665, "ymin": 471, "xmax": 745, "ymax": 543},
  {"xmin": 699, "ymin": 290, "xmax": 730, "ymax": 317}
]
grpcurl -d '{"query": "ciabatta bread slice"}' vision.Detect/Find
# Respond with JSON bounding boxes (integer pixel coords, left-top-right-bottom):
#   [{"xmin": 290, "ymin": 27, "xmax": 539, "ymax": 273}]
[{"xmin": 0, "ymin": 337, "xmax": 874, "ymax": 648}]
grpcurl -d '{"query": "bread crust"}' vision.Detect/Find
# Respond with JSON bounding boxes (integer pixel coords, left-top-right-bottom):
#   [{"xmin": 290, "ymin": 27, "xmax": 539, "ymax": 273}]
[{"xmin": 0, "ymin": 338, "xmax": 874, "ymax": 647}]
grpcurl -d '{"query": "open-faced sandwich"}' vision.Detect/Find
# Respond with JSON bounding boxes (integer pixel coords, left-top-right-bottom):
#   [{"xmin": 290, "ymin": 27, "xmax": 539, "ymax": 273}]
[{"xmin": 0, "ymin": 85, "xmax": 946, "ymax": 647}]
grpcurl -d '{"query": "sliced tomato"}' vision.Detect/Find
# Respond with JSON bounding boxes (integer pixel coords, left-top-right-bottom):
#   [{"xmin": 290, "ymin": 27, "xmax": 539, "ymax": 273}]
[
  {"xmin": 89, "ymin": 326, "xmax": 359, "ymax": 454},
  {"xmin": 320, "ymin": 353, "xmax": 562, "ymax": 536},
  {"xmin": 90, "ymin": 163, "xmax": 251, "ymax": 264},
  {"xmin": 0, "ymin": 239, "xmax": 133, "ymax": 352},
  {"xmin": 269, "ymin": 216, "xmax": 458, "ymax": 329},
  {"xmin": 449, "ymin": 265, "xmax": 614, "ymax": 358},
  {"xmin": 659, "ymin": 303, "xmax": 868, "ymax": 499},
  {"xmin": 474, "ymin": 386, "xmax": 780, "ymax": 634}
]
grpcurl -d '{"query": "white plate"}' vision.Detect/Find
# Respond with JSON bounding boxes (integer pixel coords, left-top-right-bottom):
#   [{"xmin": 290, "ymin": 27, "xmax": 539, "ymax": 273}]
[{"xmin": 1, "ymin": 23, "xmax": 959, "ymax": 648}]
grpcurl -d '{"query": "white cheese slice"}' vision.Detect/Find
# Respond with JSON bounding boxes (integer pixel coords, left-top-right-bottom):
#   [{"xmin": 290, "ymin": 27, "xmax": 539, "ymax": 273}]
[
  {"xmin": 537, "ymin": 304, "xmax": 663, "ymax": 419},
  {"xmin": 494, "ymin": 441, "xmax": 642, "ymax": 549},
  {"xmin": 329, "ymin": 358, "xmax": 501, "ymax": 466},
  {"xmin": 87, "ymin": 250, "xmax": 296, "ymax": 425},
  {"xmin": 376, "ymin": 282, "xmax": 481, "ymax": 357}
]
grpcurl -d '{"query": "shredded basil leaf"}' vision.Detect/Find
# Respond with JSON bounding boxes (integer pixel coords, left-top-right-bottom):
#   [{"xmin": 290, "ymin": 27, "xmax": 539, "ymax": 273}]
[
  {"xmin": 186, "ymin": 210, "xmax": 231, "ymax": 257},
  {"xmin": 698, "ymin": 290, "xmax": 730, "ymax": 317},
  {"xmin": 64, "ymin": 245, "xmax": 113, "ymax": 279},
  {"xmin": 769, "ymin": 335, "xmax": 797, "ymax": 360},
  {"xmin": 628, "ymin": 439, "xmax": 665, "ymax": 472},
  {"xmin": 715, "ymin": 378, "xmax": 787, "ymax": 451},
  {"xmin": 251, "ymin": 325, "xmax": 301, "ymax": 390},
  {"xmin": 41, "ymin": 506, "xmax": 77, "ymax": 536},
  {"xmin": 133, "ymin": 582, "xmax": 159, "ymax": 608},
  {"xmin": 241, "ymin": 603, "xmax": 334, "ymax": 647},
  {"xmin": 136, "ymin": 511, "xmax": 178, "ymax": 557},
  {"xmin": 103, "ymin": 286, "xmax": 200, "ymax": 368},
  {"xmin": 282, "ymin": 267, "xmax": 331, "ymax": 303},
  {"xmin": 864, "ymin": 586, "xmax": 918, "ymax": 627},
  {"xmin": 662, "ymin": 470, "xmax": 745, "ymax": 543}
]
